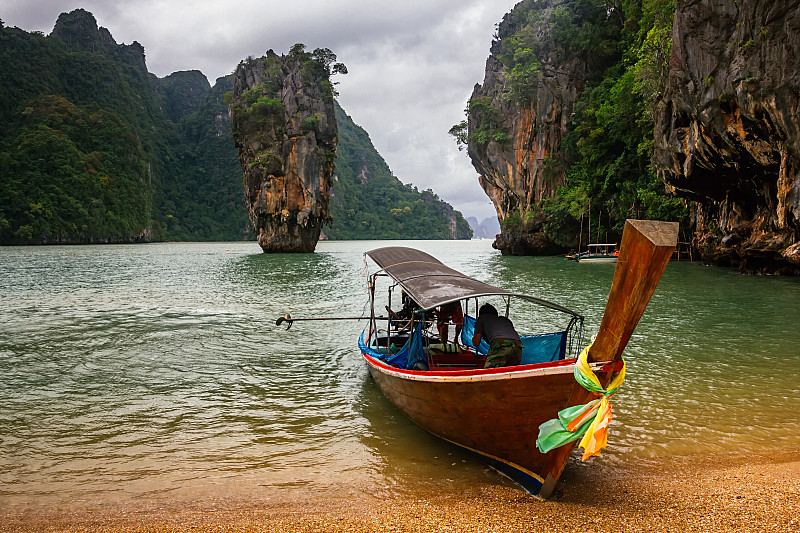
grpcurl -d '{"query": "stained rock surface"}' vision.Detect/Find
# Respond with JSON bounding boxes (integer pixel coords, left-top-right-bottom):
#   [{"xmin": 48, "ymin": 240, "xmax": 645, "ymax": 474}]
[
  {"xmin": 654, "ymin": 0, "xmax": 800, "ymax": 273},
  {"xmin": 231, "ymin": 49, "xmax": 337, "ymax": 253},
  {"xmin": 468, "ymin": 56, "xmax": 581, "ymax": 255}
]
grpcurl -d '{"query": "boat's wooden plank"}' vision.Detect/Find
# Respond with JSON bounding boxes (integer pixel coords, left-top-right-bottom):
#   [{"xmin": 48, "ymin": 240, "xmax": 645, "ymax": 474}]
[
  {"xmin": 368, "ymin": 362, "xmax": 579, "ymax": 481},
  {"xmin": 588, "ymin": 220, "xmax": 678, "ymax": 363},
  {"xmin": 536, "ymin": 221, "xmax": 677, "ymax": 496}
]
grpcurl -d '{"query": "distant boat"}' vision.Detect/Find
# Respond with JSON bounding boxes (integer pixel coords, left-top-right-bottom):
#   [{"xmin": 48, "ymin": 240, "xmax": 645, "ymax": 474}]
[
  {"xmin": 576, "ymin": 243, "xmax": 619, "ymax": 263},
  {"xmin": 359, "ymin": 220, "xmax": 678, "ymax": 498}
]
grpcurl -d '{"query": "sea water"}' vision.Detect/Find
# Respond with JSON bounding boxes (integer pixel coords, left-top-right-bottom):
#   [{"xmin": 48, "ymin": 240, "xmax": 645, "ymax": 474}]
[{"xmin": 1, "ymin": 240, "xmax": 798, "ymax": 506}]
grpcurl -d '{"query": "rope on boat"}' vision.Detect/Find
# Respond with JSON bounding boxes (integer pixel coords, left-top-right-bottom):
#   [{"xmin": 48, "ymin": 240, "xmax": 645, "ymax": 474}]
[{"xmin": 535, "ymin": 343, "xmax": 625, "ymax": 460}]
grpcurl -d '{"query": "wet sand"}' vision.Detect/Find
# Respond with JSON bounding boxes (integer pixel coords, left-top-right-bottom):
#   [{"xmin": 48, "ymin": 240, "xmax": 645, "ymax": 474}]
[{"xmin": 3, "ymin": 451, "xmax": 799, "ymax": 533}]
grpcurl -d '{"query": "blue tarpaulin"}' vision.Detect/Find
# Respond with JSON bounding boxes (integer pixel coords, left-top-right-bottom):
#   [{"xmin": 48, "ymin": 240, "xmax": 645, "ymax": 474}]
[
  {"xmin": 362, "ymin": 316, "xmax": 567, "ymax": 369},
  {"xmin": 461, "ymin": 315, "xmax": 566, "ymax": 365},
  {"xmin": 360, "ymin": 324, "xmax": 426, "ymax": 369}
]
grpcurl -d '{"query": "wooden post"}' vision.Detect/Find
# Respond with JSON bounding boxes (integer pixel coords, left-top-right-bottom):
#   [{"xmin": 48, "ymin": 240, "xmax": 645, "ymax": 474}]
[
  {"xmin": 587, "ymin": 201, "xmax": 591, "ymax": 249},
  {"xmin": 587, "ymin": 220, "xmax": 678, "ymax": 364}
]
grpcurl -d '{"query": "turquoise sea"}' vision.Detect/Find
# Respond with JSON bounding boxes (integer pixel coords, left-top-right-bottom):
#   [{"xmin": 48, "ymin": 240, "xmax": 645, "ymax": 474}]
[{"xmin": 1, "ymin": 239, "xmax": 799, "ymax": 507}]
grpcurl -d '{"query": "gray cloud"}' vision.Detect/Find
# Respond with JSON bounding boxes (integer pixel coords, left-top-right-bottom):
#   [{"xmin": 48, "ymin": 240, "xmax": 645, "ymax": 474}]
[{"xmin": 3, "ymin": 0, "xmax": 516, "ymax": 221}]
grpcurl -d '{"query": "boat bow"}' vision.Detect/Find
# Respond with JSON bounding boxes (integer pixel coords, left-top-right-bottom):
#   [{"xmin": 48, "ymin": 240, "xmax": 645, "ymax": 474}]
[{"xmin": 588, "ymin": 219, "xmax": 678, "ymax": 363}]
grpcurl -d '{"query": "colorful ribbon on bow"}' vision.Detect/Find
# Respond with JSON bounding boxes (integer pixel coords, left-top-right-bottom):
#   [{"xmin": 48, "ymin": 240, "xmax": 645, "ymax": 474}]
[{"xmin": 535, "ymin": 343, "xmax": 625, "ymax": 460}]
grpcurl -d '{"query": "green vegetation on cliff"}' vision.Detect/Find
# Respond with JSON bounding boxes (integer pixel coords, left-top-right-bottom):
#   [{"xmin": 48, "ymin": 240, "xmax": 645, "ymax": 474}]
[
  {"xmin": 328, "ymin": 102, "xmax": 472, "ymax": 240},
  {"xmin": 455, "ymin": 0, "xmax": 687, "ymax": 247},
  {"xmin": 0, "ymin": 11, "xmax": 469, "ymax": 245},
  {"xmin": 0, "ymin": 10, "xmax": 248, "ymax": 244},
  {"xmin": 0, "ymin": 15, "xmax": 159, "ymax": 244},
  {"xmin": 498, "ymin": 0, "xmax": 622, "ymax": 105},
  {"xmin": 0, "ymin": 94, "xmax": 151, "ymax": 242},
  {"xmin": 162, "ymin": 74, "xmax": 250, "ymax": 241},
  {"xmin": 553, "ymin": 0, "xmax": 686, "ymax": 240},
  {"xmin": 532, "ymin": 0, "xmax": 686, "ymax": 241}
]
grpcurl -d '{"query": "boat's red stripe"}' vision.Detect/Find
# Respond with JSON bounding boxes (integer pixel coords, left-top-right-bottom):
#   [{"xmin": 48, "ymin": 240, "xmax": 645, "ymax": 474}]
[{"xmin": 362, "ymin": 350, "xmax": 577, "ymax": 377}]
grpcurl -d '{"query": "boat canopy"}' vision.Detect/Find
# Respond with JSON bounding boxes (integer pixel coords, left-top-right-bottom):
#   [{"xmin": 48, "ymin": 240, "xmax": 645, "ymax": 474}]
[{"xmin": 365, "ymin": 246, "xmax": 581, "ymax": 316}]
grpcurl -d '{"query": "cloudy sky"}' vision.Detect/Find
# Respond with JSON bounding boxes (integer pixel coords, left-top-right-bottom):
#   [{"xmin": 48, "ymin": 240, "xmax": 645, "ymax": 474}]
[{"xmin": 3, "ymin": 0, "xmax": 519, "ymax": 222}]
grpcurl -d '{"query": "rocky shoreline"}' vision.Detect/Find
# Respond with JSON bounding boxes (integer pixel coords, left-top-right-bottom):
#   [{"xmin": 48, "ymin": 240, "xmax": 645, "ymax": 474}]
[{"xmin": 2, "ymin": 451, "xmax": 798, "ymax": 533}]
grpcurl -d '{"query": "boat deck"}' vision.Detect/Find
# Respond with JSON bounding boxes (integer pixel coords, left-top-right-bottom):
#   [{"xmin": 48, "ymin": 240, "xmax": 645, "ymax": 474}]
[
  {"xmin": 370, "ymin": 338, "xmax": 487, "ymax": 370},
  {"xmin": 425, "ymin": 344, "xmax": 486, "ymax": 370}
]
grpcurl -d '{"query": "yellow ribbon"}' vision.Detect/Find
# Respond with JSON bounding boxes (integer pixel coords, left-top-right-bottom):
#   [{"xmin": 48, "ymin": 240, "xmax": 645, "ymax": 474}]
[
  {"xmin": 573, "ymin": 344, "xmax": 625, "ymax": 460},
  {"xmin": 536, "ymin": 344, "xmax": 626, "ymax": 458}
]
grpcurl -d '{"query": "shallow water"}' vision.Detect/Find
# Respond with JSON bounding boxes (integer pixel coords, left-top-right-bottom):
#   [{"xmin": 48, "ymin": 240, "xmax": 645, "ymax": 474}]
[{"xmin": 0, "ymin": 240, "xmax": 798, "ymax": 506}]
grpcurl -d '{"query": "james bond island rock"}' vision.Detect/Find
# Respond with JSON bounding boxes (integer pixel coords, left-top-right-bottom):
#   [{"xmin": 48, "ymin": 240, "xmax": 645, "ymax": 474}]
[
  {"xmin": 230, "ymin": 45, "xmax": 344, "ymax": 253},
  {"xmin": 655, "ymin": 0, "xmax": 800, "ymax": 274},
  {"xmin": 461, "ymin": 0, "xmax": 621, "ymax": 255}
]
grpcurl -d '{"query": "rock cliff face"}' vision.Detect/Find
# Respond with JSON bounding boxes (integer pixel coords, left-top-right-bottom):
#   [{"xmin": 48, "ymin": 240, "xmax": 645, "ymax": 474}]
[
  {"xmin": 156, "ymin": 70, "xmax": 211, "ymax": 123},
  {"xmin": 52, "ymin": 9, "xmax": 147, "ymax": 71},
  {"xmin": 466, "ymin": 0, "xmax": 615, "ymax": 255},
  {"xmin": 230, "ymin": 49, "xmax": 337, "ymax": 253},
  {"xmin": 468, "ymin": 55, "xmax": 576, "ymax": 254},
  {"xmin": 655, "ymin": 0, "xmax": 800, "ymax": 274}
]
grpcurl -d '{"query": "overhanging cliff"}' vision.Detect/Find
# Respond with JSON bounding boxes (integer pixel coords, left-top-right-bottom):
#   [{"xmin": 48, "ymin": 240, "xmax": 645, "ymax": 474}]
[
  {"xmin": 230, "ymin": 46, "xmax": 340, "ymax": 253},
  {"xmin": 654, "ymin": 0, "xmax": 800, "ymax": 273}
]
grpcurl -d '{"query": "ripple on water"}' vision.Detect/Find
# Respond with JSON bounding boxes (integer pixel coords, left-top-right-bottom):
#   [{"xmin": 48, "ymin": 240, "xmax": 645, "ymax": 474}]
[{"xmin": 0, "ymin": 243, "xmax": 798, "ymax": 504}]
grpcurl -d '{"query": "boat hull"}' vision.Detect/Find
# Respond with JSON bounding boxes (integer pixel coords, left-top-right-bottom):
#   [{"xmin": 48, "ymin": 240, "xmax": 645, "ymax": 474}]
[
  {"xmin": 360, "ymin": 219, "xmax": 678, "ymax": 498},
  {"xmin": 363, "ymin": 352, "xmax": 614, "ymax": 498},
  {"xmin": 577, "ymin": 255, "xmax": 618, "ymax": 263}
]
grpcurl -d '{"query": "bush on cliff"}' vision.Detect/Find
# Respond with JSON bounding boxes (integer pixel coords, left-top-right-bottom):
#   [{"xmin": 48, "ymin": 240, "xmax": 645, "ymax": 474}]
[{"xmin": 452, "ymin": 0, "xmax": 688, "ymax": 247}]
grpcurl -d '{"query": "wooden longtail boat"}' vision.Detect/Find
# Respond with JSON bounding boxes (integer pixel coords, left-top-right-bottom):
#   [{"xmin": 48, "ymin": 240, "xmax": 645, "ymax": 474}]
[{"xmin": 360, "ymin": 219, "xmax": 678, "ymax": 498}]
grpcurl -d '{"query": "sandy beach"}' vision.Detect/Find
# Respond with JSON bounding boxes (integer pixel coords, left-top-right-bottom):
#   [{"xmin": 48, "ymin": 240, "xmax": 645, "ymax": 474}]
[{"xmin": 3, "ymin": 451, "xmax": 798, "ymax": 533}]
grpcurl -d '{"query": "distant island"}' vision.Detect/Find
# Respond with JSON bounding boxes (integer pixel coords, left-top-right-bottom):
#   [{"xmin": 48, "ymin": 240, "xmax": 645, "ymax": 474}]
[{"xmin": 465, "ymin": 216, "xmax": 500, "ymax": 240}]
